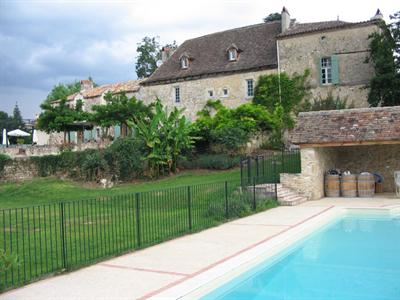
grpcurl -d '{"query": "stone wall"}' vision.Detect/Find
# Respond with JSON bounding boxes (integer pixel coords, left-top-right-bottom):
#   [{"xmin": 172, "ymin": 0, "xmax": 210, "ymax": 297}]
[
  {"xmin": 138, "ymin": 69, "xmax": 276, "ymax": 120},
  {"xmin": 334, "ymin": 144, "xmax": 400, "ymax": 192},
  {"xmin": 0, "ymin": 141, "xmax": 109, "ymax": 159},
  {"xmin": 281, "ymin": 144, "xmax": 400, "ymax": 200},
  {"xmin": 0, "ymin": 159, "xmax": 38, "ymax": 182},
  {"xmin": 278, "ymin": 24, "xmax": 378, "ymax": 107},
  {"xmin": 281, "ymin": 147, "xmax": 338, "ymax": 200}
]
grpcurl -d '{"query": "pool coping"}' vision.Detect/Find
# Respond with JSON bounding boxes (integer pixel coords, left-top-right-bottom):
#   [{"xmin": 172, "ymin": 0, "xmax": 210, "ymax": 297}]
[{"xmin": 151, "ymin": 206, "xmax": 398, "ymax": 299}]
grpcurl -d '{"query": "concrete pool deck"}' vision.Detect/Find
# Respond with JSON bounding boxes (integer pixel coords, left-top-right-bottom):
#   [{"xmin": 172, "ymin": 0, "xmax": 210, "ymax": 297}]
[{"xmin": 1, "ymin": 195, "xmax": 399, "ymax": 300}]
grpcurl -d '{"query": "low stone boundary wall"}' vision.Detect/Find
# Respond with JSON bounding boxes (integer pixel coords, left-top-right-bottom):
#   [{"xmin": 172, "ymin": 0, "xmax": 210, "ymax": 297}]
[
  {"xmin": 280, "ymin": 173, "xmax": 310, "ymax": 200},
  {"xmin": 0, "ymin": 158, "xmax": 38, "ymax": 182}
]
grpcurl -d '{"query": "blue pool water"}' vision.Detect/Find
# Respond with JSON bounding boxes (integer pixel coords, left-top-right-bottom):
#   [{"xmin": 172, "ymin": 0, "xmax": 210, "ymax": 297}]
[{"xmin": 202, "ymin": 214, "xmax": 400, "ymax": 300}]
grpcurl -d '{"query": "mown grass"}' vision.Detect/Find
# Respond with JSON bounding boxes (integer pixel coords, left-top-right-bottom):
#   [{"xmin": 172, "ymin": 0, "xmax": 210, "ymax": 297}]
[
  {"xmin": 0, "ymin": 168, "xmax": 240, "ymax": 209},
  {"xmin": 0, "ymin": 175, "xmax": 277, "ymax": 291}
]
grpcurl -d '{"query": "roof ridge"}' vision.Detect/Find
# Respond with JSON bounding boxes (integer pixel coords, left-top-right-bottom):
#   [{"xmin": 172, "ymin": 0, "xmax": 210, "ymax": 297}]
[{"xmin": 183, "ymin": 21, "xmax": 280, "ymax": 43}]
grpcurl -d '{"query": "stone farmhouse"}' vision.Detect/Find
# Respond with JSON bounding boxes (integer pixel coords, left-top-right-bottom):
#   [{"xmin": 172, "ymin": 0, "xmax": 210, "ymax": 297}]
[
  {"xmin": 40, "ymin": 7, "xmax": 382, "ymax": 146},
  {"xmin": 139, "ymin": 7, "xmax": 381, "ymax": 120}
]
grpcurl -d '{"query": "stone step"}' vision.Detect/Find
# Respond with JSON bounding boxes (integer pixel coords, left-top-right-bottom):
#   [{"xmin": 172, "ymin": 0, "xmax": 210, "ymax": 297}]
[{"xmin": 277, "ymin": 185, "xmax": 307, "ymax": 206}]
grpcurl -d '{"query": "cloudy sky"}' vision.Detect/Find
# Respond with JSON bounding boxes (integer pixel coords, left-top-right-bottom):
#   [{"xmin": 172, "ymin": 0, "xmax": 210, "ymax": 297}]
[{"xmin": 0, "ymin": 0, "xmax": 397, "ymax": 118}]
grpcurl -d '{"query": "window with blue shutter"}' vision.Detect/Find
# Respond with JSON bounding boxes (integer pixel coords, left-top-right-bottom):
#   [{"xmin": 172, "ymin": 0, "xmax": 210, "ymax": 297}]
[
  {"xmin": 331, "ymin": 55, "xmax": 339, "ymax": 84},
  {"xmin": 84, "ymin": 130, "xmax": 91, "ymax": 142},
  {"xmin": 319, "ymin": 56, "xmax": 339, "ymax": 85}
]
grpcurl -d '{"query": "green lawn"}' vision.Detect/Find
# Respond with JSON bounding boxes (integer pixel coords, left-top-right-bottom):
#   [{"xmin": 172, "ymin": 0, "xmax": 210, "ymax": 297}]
[
  {"xmin": 0, "ymin": 168, "xmax": 240, "ymax": 209},
  {"xmin": 0, "ymin": 168, "xmax": 277, "ymax": 291}
]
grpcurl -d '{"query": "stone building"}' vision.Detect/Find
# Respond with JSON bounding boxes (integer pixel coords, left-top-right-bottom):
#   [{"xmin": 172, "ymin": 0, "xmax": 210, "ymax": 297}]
[
  {"xmin": 281, "ymin": 106, "xmax": 400, "ymax": 200},
  {"xmin": 45, "ymin": 79, "xmax": 143, "ymax": 145},
  {"xmin": 138, "ymin": 7, "xmax": 381, "ymax": 119}
]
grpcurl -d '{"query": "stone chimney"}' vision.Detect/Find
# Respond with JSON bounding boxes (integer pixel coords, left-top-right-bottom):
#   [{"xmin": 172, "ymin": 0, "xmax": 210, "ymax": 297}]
[
  {"xmin": 281, "ymin": 6, "xmax": 290, "ymax": 33},
  {"xmin": 161, "ymin": 47, "xmax": 175, "ymax": 63},
  {"xmin": 371, "ymin": 9, "xmax": 383, "ymax": 20},
  {"xmin": 80, "ymin": 79, "xmax": 93, "ymax": 92}
]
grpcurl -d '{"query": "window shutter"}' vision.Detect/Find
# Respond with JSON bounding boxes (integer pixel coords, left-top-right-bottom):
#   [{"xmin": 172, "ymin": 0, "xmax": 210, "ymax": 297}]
[
  {"xmin": 315, "ymin": 57, "xmax": 322, "ymax": 86},
  {"xmin": 114, "ymin": 125, "xmax": 121, "ymax": 138},
  {"xmin": 84, "ymin": 130, "xmax": 91, "ymax": 142},
  {"xmin": 331, "ymin": 55, "xmax": 339, "ymax": 84}
]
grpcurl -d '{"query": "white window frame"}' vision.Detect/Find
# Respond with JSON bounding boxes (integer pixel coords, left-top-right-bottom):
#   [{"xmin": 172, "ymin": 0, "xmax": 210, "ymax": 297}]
[
  {"xmin": 174, "ymin": 86, "xmax": 181, "ymax": 103},
  {"xmin": 228, "ymin": 49, "xmax": 237, "ymax": 61},
  {"xmin": 321, "ymin": 57, "xmax": 332, "ymax": 85},
  {"xmin": 222, "ymin": 87, "xmax": 229, "ymax": 97},
  {"xmin": 180, "ymin": 57, "xmax": 188, "ymax": 69},
  {"xmin": 246, "ymin": 79, "xmax": 254, "ymax": 97}
]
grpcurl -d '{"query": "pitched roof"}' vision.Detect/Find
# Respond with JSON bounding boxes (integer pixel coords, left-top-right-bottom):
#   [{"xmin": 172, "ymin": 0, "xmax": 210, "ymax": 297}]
[
  {"xmin": 278, "ymin": 19, "xmax": 378, "ymax": 38},
  {"xmin": 144, "ymin": 21, "xmax": 281, "ymax": 85},
  {"xmin": 291, "ymin": 106, "xmax": 400, "ymax": 145},
  {"xmin": 64, "ymin": 79, "xmax": 143, "ymax": 101}
]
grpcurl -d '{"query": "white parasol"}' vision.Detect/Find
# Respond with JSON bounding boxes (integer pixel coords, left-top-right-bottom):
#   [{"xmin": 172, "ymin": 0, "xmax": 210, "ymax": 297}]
[{"xmin": 7, "ymin": 129, "xmax": 31, "ymax": 137}]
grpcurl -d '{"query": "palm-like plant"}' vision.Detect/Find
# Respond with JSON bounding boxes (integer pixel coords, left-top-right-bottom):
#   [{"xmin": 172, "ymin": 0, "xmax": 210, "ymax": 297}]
[{"xmin": 129, "ymin": 100, "xmax": 195, "ymax": 177}]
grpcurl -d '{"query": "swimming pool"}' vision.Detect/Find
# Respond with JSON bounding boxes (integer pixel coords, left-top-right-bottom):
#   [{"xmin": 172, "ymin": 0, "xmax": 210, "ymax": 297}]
[{"xmin": 202, "ymin": 213, "xmax": 400, "ymax": 300}]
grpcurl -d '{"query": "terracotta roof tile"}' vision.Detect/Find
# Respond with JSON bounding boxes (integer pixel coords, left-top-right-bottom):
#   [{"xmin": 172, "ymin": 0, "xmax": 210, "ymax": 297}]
[{"xmin": 291, "ymin": 106, "xmax": 400, "ymax": 145}]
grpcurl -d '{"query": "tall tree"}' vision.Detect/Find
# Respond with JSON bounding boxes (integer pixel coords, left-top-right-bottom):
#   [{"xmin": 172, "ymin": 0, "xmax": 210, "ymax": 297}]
[
  {"xmin": 37, "ymin": 99, "xmax": 88, "ymax": 143},
  {"xmin": 367, "ymin": 14, "xmax": 400, "ymax": 107},
  {"xmin": 11, "ymin": 103, "xmax": 24, "ymax": 129},
  {"xmin": 44, "ymin": 77, "xmax": 96, "ymax": 103},
  {"xmin": 91, "ymin": 92, "xmax": 152, "ymax": 137},
  {"xmin": 135, "ymin": 37, "xmax": 161, "ymax": 79},
  {"xmin": 264, "ymin": 13, "xmax": 281, "ymax": 22}
]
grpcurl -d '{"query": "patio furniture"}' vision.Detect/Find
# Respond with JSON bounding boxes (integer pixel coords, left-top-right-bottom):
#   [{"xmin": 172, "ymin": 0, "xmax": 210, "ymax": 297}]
[{"xmin": 395, "ymin": 171, "xmax": 400, "ymax": 197}]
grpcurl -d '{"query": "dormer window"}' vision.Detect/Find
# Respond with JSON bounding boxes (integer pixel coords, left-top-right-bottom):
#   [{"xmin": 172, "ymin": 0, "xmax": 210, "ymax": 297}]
[
  {"xmin": 181, "ymin": 57, "xmax": 188, "ymax": 69},
  {"xmin": 228, "ymin": 49, "xmax": 237, "ymax": 61},
  {"xmin": 227, "ymin": 44, "xmax": 239, "ymax": 61},
  {"xmin": 179, "ymin": 52, "xmax": 190, "ymax": 69}
]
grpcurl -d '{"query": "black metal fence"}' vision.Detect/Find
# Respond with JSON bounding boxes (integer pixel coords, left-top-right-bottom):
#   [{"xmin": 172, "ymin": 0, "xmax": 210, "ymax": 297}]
[
  {"xmin": 0, "ymin": 177, "xmax": 276, "ymax": 291},
  {"xmin": 240, "ymin": 149, "xmax": 301, "ymax": 185}
]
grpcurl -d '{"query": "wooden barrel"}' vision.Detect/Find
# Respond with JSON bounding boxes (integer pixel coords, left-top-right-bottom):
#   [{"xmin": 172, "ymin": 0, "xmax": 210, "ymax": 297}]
[
  {"xmin": 325, "ymin": 174, "xmax": 340, "ymax": 197},
  {"xmin": 341, "ymin": 174, "xmax": 357, "ymax": 197},
  {"xmin": 357, "ymin": 173, "xmax": 375, "ymax": 197}
]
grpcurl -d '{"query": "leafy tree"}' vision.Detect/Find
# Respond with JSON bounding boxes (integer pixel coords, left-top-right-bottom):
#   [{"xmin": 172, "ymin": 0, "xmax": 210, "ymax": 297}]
[
  {"xmin": 37, "ymin": 99, "xmax": 88, "ymax": 143},
  {"xmin": 190, "ymin": 101, "xmax": 271, "ymax": 153},
  {"xmin": 45, "ymin": 77, "xmax": 96, "ymax": 103},
  {"xmin": 135, "ymin": 37, "xmax": 161, "ymax": 78},
  {"xmin": 264, "ymin": 13, "xmax": 281, "ymax": 22},
  {"xmin": 130, "ymin": 100, "xmax": 194, "ymax": 177},
  {"xmin": 91, "ymin": 92, "xmax": 152, "ymax": 137},
  {"xmin": 135, "ymin": 37, "xmax": 178, "ymax": 78},
  {"xmin": 253, "ymin": 71, "xmax": 310, "ymax": 148},
  {"xmin": 367, "ymin": 14, "xmax": 400, "ymax": 106}
]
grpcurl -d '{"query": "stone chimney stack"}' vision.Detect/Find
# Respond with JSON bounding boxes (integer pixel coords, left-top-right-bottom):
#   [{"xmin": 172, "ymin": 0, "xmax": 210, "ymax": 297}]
[
  {"xmin": 80, "ymin": 79, "xmax": 93, "ymax": 92},
  {"xmin": 161, "ymin": 47, "xmax": 175, "ymax": 63},
  {"xmin": 371, "ymin": 9, "xmax": 383, "ymax": 20},
  {"xmin": 281, "ymin": 6, "xmax": 290, "ymax": 32}
]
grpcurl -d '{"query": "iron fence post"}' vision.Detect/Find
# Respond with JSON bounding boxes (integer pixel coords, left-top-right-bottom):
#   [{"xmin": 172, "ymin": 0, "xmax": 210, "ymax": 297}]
[
  {"xmin": 253, "ymin": 177, "xmax": 256, "ymax": 211},
  {"xmin": 59, "ymin": 202, "xmax": 67, "ymax": 270},
  {"xmin": 247, "ymin": 156, "xmax": 251, "ymax": 184},
  {"xmin": 187, "ymin": 186, "xmax": 192, "ymax": 230},
  {"xmin": 225, "ymin": 181, "xmax": 228, "ymax": 218},
  {"xmin": 273, "ymin": 160, "xmax": 278, "ymax": 200},
  {"xmin": 240, "ymin": 158, "xmax": 243, "ymax": 186},
  {"xmin": 135, "ymin": 193, "xmax": 141, "ymax": 248}
]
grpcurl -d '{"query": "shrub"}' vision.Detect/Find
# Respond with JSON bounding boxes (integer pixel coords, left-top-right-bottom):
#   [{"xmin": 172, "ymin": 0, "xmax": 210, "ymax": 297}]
[
  {"xmin": 0, "ymin": 250, "xmax": 19, "ymax": 274},
  {"xmin": 197, "ymin": 154, "xmax": 240, "ymax": 170},
  {"xmin": 0, "ymin": 154, "xmax": 10, "ymax": 174},
  {"xmin": 80, "ymin": 150, "xmax": 107, "ymax": 181},
  {"xmin": 300, "ymin": 91, "xmax": 354, "ymax": 111},
  {"xmin": 178, "ymin": 154, "xmax": 240, "ymax": 170},
  {"xmin": 104, "ymin": 137, "xmax": 146, "ymax": 181},
  {"xmin": 31, "ymin": 155, "xmax": 60, "ymax": 177},
  {"xmin": 210, "ymin": 125, "xmax": 249, "ymax": 153}
]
